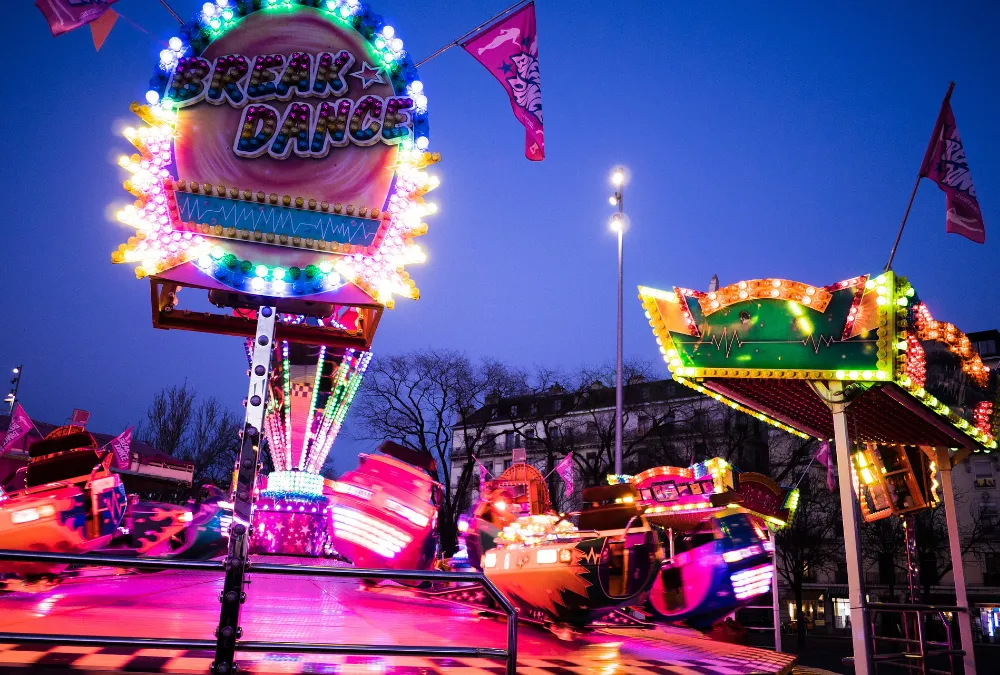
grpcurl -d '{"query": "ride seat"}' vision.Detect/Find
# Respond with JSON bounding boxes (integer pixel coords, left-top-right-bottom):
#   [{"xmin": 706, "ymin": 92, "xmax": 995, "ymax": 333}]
[
  {"xmin": 25, "ymin": 449, "xmax": 103, "ymax": 488},
  {"xmin": 577, "ymin": 505, "xmax": 642, "ymax": 532}
]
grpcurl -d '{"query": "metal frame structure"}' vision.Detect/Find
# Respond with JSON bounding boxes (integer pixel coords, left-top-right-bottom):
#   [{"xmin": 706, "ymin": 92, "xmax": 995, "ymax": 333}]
[
  {"xmin": 149, "ymin": 278, "xmax": 383, "ymax": 349},
  {"xmin": 0, "ymin": 549, "xmax": 518, "ymax": 675},
  {"xmin": 845, "ymin": 603, "xmax": 967, "ymax": 675}
]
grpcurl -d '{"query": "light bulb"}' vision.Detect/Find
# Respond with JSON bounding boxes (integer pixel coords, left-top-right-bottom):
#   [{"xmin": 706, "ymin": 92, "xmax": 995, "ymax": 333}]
[
  {"xmin": 611, "ymin": 169, "xmax": 625, "ymax": 186},
  {"xmin": 609, "ymin": 195, "xmax": 618, "ymax": 206}
]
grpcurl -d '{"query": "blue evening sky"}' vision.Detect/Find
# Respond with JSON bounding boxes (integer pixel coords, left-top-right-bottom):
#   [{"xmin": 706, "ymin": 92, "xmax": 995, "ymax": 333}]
[{"xmin": 2, "ymin": 1, "xmax": 998, "ymax": 469}]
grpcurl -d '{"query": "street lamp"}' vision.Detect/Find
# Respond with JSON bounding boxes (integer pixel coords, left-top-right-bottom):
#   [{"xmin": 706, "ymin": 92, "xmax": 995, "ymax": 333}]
[
  {"xmin": 609, "ymin": 167, "xmax": 626, "ymax": 475},
  {"xmin": 7, "ymin": 364, "xmax": 22, "ymax": 414}
]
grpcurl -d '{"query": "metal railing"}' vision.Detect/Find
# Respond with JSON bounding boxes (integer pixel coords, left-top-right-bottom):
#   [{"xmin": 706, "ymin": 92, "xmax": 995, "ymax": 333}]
[
  {"xmin": 843, "ymin": 602, "xmax": 965, "ymax": 675},
  {"xmin": 0, "ymin": 549, "xmax": 518, "ymax": 675}
]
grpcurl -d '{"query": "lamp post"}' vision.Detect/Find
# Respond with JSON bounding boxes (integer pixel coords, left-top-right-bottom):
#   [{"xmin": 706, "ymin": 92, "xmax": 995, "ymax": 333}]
[
  {"xmin": 609, "ymin": 168, "xmax": 625, "ymax": 476},
  {"xmin": 6, "ymin": 365, "xmax": 23, "ymax": 414}
]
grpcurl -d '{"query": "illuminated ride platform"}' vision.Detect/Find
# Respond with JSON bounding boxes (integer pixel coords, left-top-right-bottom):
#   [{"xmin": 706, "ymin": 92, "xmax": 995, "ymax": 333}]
[{"xmin": 0, "ymin": 557, "xmax": 795, "ymax": 675}]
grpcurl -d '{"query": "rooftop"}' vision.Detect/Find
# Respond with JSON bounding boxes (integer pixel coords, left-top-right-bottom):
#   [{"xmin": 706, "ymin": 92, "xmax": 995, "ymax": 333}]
[
  {"xmin": 0, "ymin": 413, "xmax": 188, "ymax": 468},
  {"xmin": 458, "ymin": 378, "xmax": 692, "ymax": 427}
]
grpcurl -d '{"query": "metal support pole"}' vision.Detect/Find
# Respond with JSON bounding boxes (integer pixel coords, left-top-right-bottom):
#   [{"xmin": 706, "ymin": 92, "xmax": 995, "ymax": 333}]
[
  {"xmin": 904, "ymin": 516, "xmax": 920, "ymax": 603},
  {"xmin": 936, "ymin": 448, "xmax": 977, "ymax": 675},
  {"xmin": 769, "ymin": 527, "xmax": 782, "ymax": 652},
  {"xmin": 7, "ymin": 364, "xmax": 22, "ymax": 414},
  {"xmin": 212, "ymin": 306, "xmax": 276, "ymax": 675},
  {"xmin": 612, "ymin": 175, "xmax": 624, "ymax": 476},
  {"xmin": 831, "ymin": 406, "xmax": 873, "ymax": 675}
]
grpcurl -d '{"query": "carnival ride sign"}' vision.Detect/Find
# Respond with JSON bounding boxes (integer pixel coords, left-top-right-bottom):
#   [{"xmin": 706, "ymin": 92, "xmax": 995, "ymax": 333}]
[
  {"xmin": 112, "ymin": 0, "xmax": 438, "ymax": 311},
  {"xmin": 639, "ymin": 272, "xmax": 997, "ymax": 450}
]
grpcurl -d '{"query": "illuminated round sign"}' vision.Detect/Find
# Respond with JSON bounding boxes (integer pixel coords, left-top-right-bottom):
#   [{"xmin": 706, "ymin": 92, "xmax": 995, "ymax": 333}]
[{"xmin": 112, "ymin": 0, "xmax": 438, "ymax": 306}]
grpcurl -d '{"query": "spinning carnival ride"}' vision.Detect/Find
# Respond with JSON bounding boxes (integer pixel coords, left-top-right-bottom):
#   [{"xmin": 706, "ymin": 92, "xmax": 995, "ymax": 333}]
[
  {"xmin": 456, "ymin": 457, "xmax": 796, "ymax": 631},
  {"xmin": 249, "ymin": 330, "xmax": 371, "ymax": 556},
  {"xmin": 0, "ymin": 427, "xmax": 127, "ymax": 584}
]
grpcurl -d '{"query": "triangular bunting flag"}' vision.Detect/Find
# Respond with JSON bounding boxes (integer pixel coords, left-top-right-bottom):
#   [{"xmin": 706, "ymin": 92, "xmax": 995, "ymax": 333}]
[{"xmin": 90, "ymin": 8, "xmax": 117, "ymax": 51}]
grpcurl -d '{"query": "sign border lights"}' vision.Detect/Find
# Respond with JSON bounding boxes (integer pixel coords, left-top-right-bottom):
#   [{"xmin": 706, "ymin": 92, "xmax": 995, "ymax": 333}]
[{"xmin": 111, "ymin": 0, "xmax": 439, "ymax": 308}]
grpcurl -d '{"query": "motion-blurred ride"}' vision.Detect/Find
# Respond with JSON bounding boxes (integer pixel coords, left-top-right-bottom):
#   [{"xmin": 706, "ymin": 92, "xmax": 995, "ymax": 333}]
[
  {"xmin": 327, "ymin": 441, "xmax": 440, "ymax": 571},
  {"xmin": 458, "ymin": 458, "xmax": 786, "ymax": 633},
  {"xmin": 0, "ymin": 426, "xmax": 127, "ymax": 585},
  {"xmin": 101, "ymin": 484, "xmax": 232, "ymax": 561},
  {"xmin": 482, "ymin": 482, "xmax": 662, "ymax": 629}
]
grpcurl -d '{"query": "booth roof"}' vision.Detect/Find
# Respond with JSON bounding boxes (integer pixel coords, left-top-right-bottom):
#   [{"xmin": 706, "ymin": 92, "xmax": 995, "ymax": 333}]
[{"xmin": 0, "ymin": 413, "xmax": 190, "ymax": 468}]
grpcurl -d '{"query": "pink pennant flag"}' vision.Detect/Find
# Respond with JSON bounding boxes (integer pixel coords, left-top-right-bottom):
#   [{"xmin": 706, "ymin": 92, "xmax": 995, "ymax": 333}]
[
  {"xmin": 90, "ymin": 8, "xmax": 118, "ymax": 51},
  {"xmin": 478, "ymin": 460, "xmax": 489, "ymax": 494},
  {"xmin": 1, "ymin": 404, "xmax": 34, "ymax": 456},
  {"xmin": 108, "ymin": 426, "xmax": 133, "ymax": 469},
  {"xmin": 35, "ymin": 0, "xmax": 119, "ymax": 37},
  {"xmin": 555, "ymin": 453, "xmax": 574, "ymax": 498},
  {"xmin": 920, "ymin": 86, "xmax": 986, "ymax": 244},
  {"xmin": 815, "ymin": 440, "xmax": 836, "ymax": 492},
  {"xmin": 462, "ymin": 1, "xmax": 545, "ymax": 161}
]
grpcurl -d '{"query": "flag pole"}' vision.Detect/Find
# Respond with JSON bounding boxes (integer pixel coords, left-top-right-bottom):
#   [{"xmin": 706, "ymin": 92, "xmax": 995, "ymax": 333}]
[
  {"xmin": 156, "ymin": 0, "xmax": 184, "ymax": 25},
  {"xmin": 884, "ymin": 81, "xmax": 956, "ymax": 271},
  {"xmin": 413, "ymin": 0, "xmax": 531, "ymax": 68}
]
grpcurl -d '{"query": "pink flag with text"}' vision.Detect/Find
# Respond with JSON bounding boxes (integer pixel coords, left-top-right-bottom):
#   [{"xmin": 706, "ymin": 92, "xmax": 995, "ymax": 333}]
[
  {"xmin": 920, "ymin": 91, "xmax": 986, "ymax": 244},
  {"xmin": 462, "ymin": 2, "xmax": 545, "ymax": 161},
  {"xmin": 555, "ymin": 453, "xmax": 574, "ymax": 498},
  {"xmin": 815, "ymin": 440, "xmax": 836, "ymax": 492},
  {"xmin": 36, "ymin": 0, "xmax": 118, "ymax": 37},
  {"xmin": 1, "ymin": 404, "xmax": 34, "ymax": 456},
  {"xmin": 108, "ymin": 426, "xmax": 133, "ymax": 469}
]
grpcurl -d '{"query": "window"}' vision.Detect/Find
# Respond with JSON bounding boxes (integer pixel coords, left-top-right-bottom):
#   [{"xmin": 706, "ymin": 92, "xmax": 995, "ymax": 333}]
[
  {"xmin": 553, "ymin": 399, "xmax": 562, "ymax": 412},
  {"xmin": 976, "ymin": 340, "xmax": 997, "ymax": 357},
  {"xmin": 985, "ymin": 553, "xmax": 1000, "ymax": 586},
  {"xmin": 504, "ymin": 431, "xmax": 517, "ymax": 450},
  {"xmin": 638, "ymin": 416, "xmax": 652, "ymax": 435},
  {"xmin": 586, "ymin": 422, "xmax": 599, "ymax": 436},
  {"xmin": 529, "ymin": 402, "xmax": 538, "ymax": 415},
  {"xmin": 975, "ymin": 459, "xmax": 996, "ymax": 490},
  {"xmin": 510, "ymin": 405, "xmax": 518, "ymax": 418},
  {"xmin": 833, "ymin": 598, "xmax": 850, "ymax": 629},
  {"xmin": 549, "ymin": 426, "xmax": 561, "ymax": 440},
  {"xmin": 490, "ymin": 407, "xmax": 497, "ymax": 420},
  {"xmin": 980, "ymin": 500, "xmax": 999, "ymax": 534},
  {"xmin": 503, "ymin": 459, "xmax": 512, "ymax": 471}
]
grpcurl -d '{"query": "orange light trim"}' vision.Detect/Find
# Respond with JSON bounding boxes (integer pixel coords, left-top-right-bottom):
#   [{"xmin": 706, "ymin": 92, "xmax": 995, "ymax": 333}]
[
  {"xmin": 698, "ymin": 279, "xmax": 832, "ymax": 316},
  {"xmin": 913, "ymin": 303, "xmax": 990, "ymax": 386},
  {"xmin": 633, "ymin": 465, "xmax": 694, "ymax": 484}
]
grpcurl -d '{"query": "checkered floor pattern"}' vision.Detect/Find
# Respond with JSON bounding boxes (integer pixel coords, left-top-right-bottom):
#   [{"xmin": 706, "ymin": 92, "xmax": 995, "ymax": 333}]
[{"xmin": 0, "ymin": 643, "xmax": 796, "ymax": 675}]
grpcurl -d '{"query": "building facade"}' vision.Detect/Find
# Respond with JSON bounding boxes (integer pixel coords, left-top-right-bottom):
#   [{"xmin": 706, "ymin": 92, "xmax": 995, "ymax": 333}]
[{"xmin": 450, "ymin": 377, "xmax": 771, "ymax": 510}]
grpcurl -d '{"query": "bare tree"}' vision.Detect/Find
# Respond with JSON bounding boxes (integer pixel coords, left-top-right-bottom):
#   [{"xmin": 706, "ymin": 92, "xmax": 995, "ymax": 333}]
[
  {"xmin": 352, "ymin": 350, "xmax": 527, "ymax": 554},
  {"xmin": 137, "ymin": 383, "xmax": 242, "ymax": 488},
  {"xmin": 775, "ymin": 474, "xmax": 844, "ymax": 648},
  {"xmin": 137, "ymin": 383, "xmax": 195, "ymax": 458}
]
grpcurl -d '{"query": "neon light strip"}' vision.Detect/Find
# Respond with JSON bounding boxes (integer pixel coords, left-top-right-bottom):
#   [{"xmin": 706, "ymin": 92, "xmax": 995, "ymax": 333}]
[
  {"xmin": 300, "ymin": 345, "xmax": 327, "ymax": 470},
  {"xmin": 307, "ymin": 350, "xmax": 371, "ymax": 473},
  {"xmin": 282, "ymin": 341, "xmax": 293, "ymax": 470}
]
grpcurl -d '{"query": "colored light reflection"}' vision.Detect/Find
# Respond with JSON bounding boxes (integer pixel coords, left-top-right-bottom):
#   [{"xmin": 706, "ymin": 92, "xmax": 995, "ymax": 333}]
[{"xmin": 250, "ymin": 493, "xmax": 330, "ymax": 556}]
